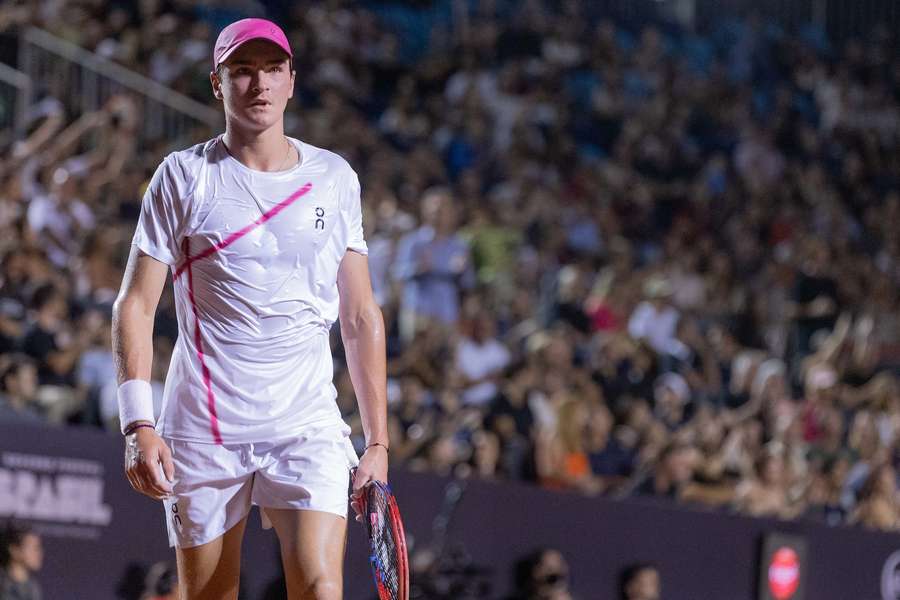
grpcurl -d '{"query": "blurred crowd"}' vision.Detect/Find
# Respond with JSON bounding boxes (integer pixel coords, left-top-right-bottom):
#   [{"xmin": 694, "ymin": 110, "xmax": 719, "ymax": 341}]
[{"xmin": 1, "ymin": 0, "xmax": 900, "ymax": 533}]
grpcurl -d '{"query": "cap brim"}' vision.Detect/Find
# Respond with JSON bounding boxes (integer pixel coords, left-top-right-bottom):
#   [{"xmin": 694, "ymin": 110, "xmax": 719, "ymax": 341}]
[{"xmin": 215, "ymin": 38, "xmax": 292, "ymax": 70}]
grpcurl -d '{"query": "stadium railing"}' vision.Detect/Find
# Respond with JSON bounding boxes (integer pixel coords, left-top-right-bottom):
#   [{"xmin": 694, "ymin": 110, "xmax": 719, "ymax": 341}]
[
  {"xmin": 17, "ymin": 27, "xmax": 219, "ymax": 148},
  {"xmin": 0, "ymin": 61, "xmax": 30, "ymax": 140}
]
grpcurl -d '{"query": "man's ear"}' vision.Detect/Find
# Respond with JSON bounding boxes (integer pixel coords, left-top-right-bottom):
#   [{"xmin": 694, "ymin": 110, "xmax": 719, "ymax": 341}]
[{"xmin": 210, "ymin": 70, "xmax": 224, "ymax": 100}]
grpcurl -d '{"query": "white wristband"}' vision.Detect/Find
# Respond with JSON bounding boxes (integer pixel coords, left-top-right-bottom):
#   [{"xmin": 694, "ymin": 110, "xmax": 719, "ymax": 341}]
[{"xmin": 117, "ymin": 379, "xmax": 155, "ymax": 434}]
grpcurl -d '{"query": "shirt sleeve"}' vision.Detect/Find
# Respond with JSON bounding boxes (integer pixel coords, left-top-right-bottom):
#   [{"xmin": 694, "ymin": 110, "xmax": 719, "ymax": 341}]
[
  {"xmin": 132, "ymin": 155, "xmax": 189, "ymax": 266},
  {"xmin": 340, "ymin": 168, "xmax": 368, "ymax": 256}
]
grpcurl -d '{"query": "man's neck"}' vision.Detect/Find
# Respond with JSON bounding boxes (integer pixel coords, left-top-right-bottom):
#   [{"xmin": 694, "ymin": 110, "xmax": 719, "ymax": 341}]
[
  {"xmin": 222, "ymin": 126, "xmax": 295, "ymax": 172},
  {"xmin": 7, "ymin": 563, "xmax": 29, "ymax": 583}
]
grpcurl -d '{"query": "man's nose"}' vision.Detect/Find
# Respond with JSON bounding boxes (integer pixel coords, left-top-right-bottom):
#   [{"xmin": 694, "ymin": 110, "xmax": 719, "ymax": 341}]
[{"xmin": 251, "ymin": 71, "xmax": 270, "ymax": 90}]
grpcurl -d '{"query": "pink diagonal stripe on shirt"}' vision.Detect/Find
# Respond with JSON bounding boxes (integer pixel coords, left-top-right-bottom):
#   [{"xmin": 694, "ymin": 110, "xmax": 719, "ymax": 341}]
[
  {"xmin": 173, "ymin": 182, "xmax": 313, "ymax": 278},
  {"xmin": 182, "ymin": 237, "xmax": 222, "ymax": 444}
]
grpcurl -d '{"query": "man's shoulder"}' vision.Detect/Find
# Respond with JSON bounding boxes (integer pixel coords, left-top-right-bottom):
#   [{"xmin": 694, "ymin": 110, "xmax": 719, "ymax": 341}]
[
  {"xmin": 148, "ymin": 138, "xmax": 219, "ymax": 196},
  {"xmin": 163, "ymin": 138, "xmax": 218, "ymax": 174},
  {"xmin": 292, "ymin": 138, "xmax": 357, "ymax": 178}
]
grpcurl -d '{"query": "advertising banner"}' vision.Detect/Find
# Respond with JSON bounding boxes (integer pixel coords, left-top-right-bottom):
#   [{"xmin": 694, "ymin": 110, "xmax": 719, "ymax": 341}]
[{"xmin": 2, "ymin": 422, "xmax": 900, "ymax": 599}]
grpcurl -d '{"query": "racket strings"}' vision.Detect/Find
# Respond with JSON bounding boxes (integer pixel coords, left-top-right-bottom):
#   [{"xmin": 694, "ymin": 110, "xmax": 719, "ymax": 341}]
[{"xmin": 366, "ymin": 486, "xmax": 402, "ymax": 598}]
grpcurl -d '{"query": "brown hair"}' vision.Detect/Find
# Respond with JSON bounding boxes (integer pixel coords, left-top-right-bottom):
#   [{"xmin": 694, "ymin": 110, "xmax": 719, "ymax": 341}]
[{"xmin": 556, "ymin": 398, "xmax": 587, "ymax": 454}]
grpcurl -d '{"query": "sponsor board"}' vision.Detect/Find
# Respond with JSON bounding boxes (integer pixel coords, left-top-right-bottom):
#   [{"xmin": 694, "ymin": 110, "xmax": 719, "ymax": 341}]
[
  {"xmin": 759, "ymin": 533, "xmax": 807, "ymax": 600},
  {"xmin": 0, "ymin": 451, "xmax": 112, "ymax": 539}
]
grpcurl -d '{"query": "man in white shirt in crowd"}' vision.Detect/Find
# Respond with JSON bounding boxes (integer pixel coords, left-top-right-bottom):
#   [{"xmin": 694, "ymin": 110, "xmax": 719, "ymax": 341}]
[
  {"xmin": 627, "ymin": 276, "xmax": 690, "ymax": 362},
  {"xmin": 393, "ymin": 187, "xmax": 471, "ymax": 341},
  {"xmin": 455, "ymin": 310, "xmax": 511, "ymax": 406}
]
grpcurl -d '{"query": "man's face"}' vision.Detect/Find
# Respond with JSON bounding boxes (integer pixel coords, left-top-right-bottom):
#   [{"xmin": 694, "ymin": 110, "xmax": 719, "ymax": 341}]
[
  {"xmin": 11, "ymin": 533, "xmax": 43, "ymax": 572},
  {"xmin": 627, "ymin": 568, "xmax": 660, "ymax": 600},
  {"xmin": 664, "ymin": 448, "xmax": 695, "ymax": 484},
  {"xmin": 533, "ymin": 550, "xmax": 570, "ymax": 595},
  {"xmin": 211, "ymin": 39, "xmax": 295, "ymax": 132},
  {"xmin": 14, "ymin": 364, "xmax": 38, "ymax": 400}
]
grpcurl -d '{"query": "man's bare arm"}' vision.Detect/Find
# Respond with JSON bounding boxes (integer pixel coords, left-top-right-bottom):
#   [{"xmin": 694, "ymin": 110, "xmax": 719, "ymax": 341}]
[
  {"xmin": 112, "ymin": 245, "xmax": 174, "ymax": 500},
  {"xmin": 339, "ymin": 250, "xmax": 388, "ymax": 448},
  {"xmin": 112, "ymin": 246, "xmax": 168, "ymax": 388},
  {"xmin": 338, "ymin": 250, "xmax": 388, "ymax": 508}
]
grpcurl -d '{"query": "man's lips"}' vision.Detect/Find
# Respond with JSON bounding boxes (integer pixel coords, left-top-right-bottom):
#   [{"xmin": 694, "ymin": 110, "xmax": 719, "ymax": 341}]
[{"xmin": 248, "ymin": 99, "xmax": 271, "ymax": 107}]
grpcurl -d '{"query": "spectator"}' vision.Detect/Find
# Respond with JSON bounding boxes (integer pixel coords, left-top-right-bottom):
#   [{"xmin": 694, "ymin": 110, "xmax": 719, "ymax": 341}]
[
  {"xmin": 21, "ymin": 284, "xmax": 88, "ymax": 422},
  {"xmin": 140, "ymin": 562, "xmax": 177, "ymax": 600},
  {"xmin": 627, "ymin": 277, "xmax": 689, "ymax": 364},
  {"xmin": 0, "ymin": 522, "xmax": 43, "ymax": 600},
  {"xmin": 535, "ymin": 397, "xmax": 602, "ymax": 494},
  {"xmin": 619, "ymin": 563, "xmax": 660, "ymax": 600},
  {"xmin": 631, "ymin": 442, "xmax": 697, "ymax": 500},
  {"xmin": 507, "ymin": 548, "xmax": 573, "ymax": 600},
  {"xmin": 454, "ymin": 310, "xmax": 511, "ymax": 406},
  {"xmin": 25, "ymin": 167, "xmax": 94, "ymax": 269},
  {"xmin": 804, "ymin": 454, "xmax": 852, "ymax": 525},
  {"xmin": 586, "ymin": 403, "xmax": 636, "ymax": 485},
  {"xmin": 850, "ymin": 464, "xmax": 900, "ymax": 531},
  {"xmin": 74, "ymin": 310, "xmax": 115, "ymax": 426},
  {"xmin": 652, "ymin": 373, "xmax": 691, "ymax": 431},
  {"xmin": 393, "ymin": 187, "xmax": 471, "ymax": 340},
  {"xmin": 790, "ymin": 240, "xmax": 840, "ymax": 359},
  {"xmin": 0, "ymin": 356, "xmax": 42, "ymax": 423},
  {"xmin": 733, "ymin": 452, "xmax": 799, "ymax": 519},
  {"xmin": 471, "ymin": 429, "xmax": 502, "ymax": 479},
  {"xmin": 22, "ymin": 284, "xmax": 79, "ymax": 387}
]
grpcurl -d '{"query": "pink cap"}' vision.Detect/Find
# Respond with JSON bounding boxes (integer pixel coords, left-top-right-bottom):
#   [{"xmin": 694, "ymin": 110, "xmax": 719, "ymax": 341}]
[{"xmin": 213, "ymin": 18, "xmax": 292, "ymax": 70}]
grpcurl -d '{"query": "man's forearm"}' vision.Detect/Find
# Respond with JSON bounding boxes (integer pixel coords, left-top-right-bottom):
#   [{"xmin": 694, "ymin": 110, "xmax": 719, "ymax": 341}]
[
  {"xmin": 341, "ymin": 303, "xmax": 388, "ymax": 446},
  {"xmin": 112, "ymin": 297, "xmax": 157, "ymax": 431},
  {"xmin": 111, "ymin": 297, "xmax": 155, "ymax": 386}
]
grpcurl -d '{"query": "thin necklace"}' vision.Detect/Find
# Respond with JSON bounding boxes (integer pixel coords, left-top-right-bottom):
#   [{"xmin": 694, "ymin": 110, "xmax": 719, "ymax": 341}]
[
  {"xmin": 222, "ymin": 135, "xmax": 295, "ymax": 171},
  {"xmin": 279, "ymin": 136, "xmax": 294, "ymax": 171}
]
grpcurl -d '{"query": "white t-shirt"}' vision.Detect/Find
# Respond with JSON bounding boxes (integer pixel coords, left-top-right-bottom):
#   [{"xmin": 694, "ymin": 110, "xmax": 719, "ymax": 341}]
[
  {"xmin": 627, "ymin": 301, "xmax": 689, "ymax": 360},
  {"xmin": 132, "ymin": 136, "xmax": 367, "ymax": 444},
  {"xmin": 455, "ymin": 337, "xmax": 511, "ymax": 406}
]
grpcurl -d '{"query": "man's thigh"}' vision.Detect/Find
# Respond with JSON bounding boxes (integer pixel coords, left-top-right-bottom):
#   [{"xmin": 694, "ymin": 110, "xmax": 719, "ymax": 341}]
[
  {"xmin": 164, "ymin": 438, "xmax": 256, "ymax": 548},
  {"xmin": 175, "ymin": 515, "xmax": 248, "ymax": 600},
  {"xmin": 266, "ymin": 508, "xmax": 347, "ymax": 599}
]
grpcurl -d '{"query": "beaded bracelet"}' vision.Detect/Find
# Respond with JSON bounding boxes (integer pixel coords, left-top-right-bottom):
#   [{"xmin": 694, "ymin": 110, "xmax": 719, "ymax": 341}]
[
  {"xmin": 124, "ymin": 423, "xmax": 155, "ymax": 436},
  {"xmin": 365, "ymin": 442, "xmax": 389, "ymax": 454}
]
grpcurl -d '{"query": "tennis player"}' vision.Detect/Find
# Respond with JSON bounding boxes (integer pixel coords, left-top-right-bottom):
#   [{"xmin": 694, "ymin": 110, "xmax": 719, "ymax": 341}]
[{"xmin": 111, "ymin": 18, "xmax": 388, "ymax": 600}]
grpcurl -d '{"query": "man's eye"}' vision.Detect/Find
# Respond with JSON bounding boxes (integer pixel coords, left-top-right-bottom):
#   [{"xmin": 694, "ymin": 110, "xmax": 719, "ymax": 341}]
[{"xmin": 270, "ymin": 65, "xmax": 283, "ymax": 72}]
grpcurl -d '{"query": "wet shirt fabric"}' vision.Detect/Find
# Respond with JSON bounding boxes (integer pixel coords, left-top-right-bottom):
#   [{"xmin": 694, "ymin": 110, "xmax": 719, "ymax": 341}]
[{"xmin": 133, "ymin": 136, "xmax": 367, "ymax": 444}]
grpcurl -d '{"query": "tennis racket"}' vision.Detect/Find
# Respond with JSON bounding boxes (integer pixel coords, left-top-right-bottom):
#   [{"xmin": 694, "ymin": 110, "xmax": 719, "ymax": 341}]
[{"xmin": 358, "ymin": 480, "xmax": 410, "ymax": 600}]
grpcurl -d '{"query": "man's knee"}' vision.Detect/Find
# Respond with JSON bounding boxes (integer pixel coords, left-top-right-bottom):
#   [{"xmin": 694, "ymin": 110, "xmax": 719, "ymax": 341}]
[{"xmin": 302, "ymin": 577, "xmax": 342, "ymax": 600}]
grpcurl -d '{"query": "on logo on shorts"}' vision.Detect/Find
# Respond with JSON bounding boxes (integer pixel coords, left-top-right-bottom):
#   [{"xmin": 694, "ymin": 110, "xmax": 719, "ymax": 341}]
[{"xmin": 171, "ymin": 502, "xmax": 183, "ymax": 528}]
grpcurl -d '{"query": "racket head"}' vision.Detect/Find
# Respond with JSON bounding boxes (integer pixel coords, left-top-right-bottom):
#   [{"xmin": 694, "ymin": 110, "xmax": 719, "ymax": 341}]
[{"xmin": 360, "ymin": 480, "xmax": 409, "ymax": 600}]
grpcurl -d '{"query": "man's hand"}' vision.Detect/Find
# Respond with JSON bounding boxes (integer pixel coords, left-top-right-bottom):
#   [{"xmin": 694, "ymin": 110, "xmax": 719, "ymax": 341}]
[
  {"xmin": 124, "ymin": 427, "xmax": 175, "ymax": 500},
  {"xmin": 350, "ymin": 444, "xmax": 389, "ymax": 522}
]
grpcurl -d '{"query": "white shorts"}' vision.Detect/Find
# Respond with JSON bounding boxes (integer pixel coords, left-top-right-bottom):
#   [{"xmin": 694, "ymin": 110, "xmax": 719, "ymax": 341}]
[{"xmin": 161, "ymin": 424, "xmax": 359, "ymax": 548}]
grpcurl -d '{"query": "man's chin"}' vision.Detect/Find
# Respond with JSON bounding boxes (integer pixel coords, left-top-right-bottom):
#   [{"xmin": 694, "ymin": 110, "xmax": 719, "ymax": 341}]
[{"xmin": 232, "ymin": 111, "xmax": 280, "ymax": 131}]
